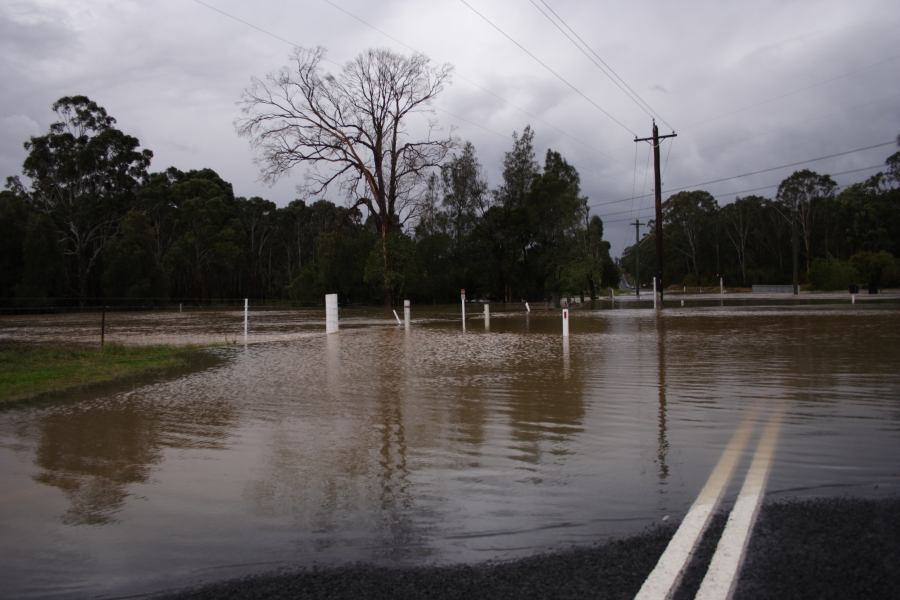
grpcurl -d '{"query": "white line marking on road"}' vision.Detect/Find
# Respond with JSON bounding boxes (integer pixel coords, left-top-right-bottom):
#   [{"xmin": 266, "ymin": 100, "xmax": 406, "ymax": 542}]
[
  {"xmin": 695, "ymin": 410, "xmax": 784, "ymax": 600},
  {"xmin": 634, "ymin": 412, "xmax": 758, "ymax": 600}
]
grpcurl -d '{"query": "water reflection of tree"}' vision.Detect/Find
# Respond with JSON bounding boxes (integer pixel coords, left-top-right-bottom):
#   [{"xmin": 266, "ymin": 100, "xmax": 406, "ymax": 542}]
[
  {"xmin": 33, "ymin": 398, "xmax": 235, "ymax": 525},
  {"xmin": 246, "ymin": 330, "xmax": 425, "ymax": 560}
]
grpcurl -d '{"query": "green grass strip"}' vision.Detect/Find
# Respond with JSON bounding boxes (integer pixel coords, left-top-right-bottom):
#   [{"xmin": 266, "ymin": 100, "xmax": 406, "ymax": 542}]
[{"xmin": 0, "ymin": 344, "xmax": 201, "ymax": 404}]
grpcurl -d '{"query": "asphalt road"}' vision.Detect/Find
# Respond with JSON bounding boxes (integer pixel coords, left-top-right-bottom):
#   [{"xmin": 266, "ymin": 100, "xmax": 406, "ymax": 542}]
[{"xmin": 159, "ymin": 496, "xmax": 900, "ymax": 600}]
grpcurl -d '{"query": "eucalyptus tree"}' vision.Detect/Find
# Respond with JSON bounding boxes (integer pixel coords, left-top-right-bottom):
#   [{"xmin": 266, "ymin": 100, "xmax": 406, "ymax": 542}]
[
  {"xmin": 238, "ymin": 47, "xmax": 454, "ymax": 305},
  {"xmin": 0, "ymin": 190, "xmax": 27, "ymax": 302},
  {"xmin": 16, "ymin": 96, "xmax": 152, "ymax": 305},
  {"xmin": 720, "ymin": 195, "xmax": 766, "ymax": 286},
  {"xmin": 776, "ymin": 169, "xmax": 837, "ymax": 285},
  {"xmin": 662, "ymin": 190, "xmax": 718, "ymax": 284}
]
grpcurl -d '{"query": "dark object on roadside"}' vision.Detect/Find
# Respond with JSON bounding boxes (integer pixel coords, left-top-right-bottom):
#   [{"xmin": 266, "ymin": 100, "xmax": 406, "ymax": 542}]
[
  {"xmin": 868, "ymin": 282, "xmax": 879, "ymax": 294},
  {"xmin": 849, "ymin": 284, "xmax": 859, "ymax": 294}
]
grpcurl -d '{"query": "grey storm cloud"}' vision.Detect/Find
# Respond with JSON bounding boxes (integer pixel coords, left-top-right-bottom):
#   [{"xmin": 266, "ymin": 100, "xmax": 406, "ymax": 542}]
[{"xmin": 2, "ymin": 0, "xmax": 898, "ymax": 255}]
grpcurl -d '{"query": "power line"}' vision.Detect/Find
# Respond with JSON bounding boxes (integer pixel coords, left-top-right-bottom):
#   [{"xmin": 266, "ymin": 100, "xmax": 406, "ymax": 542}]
[
  {"xmin": 319, "ymin": 0, "xmax": 616, "ymax": 161},
  {"xmin": 661, "ymin": 136, "xmax": 674, "ymax": 179},
  {"xmin": 312, "ymin": 0, "xmax": 618, "ymax": 160},
  {"xmin": 191, "ymin": 0, "xmax": 302, "ymax": 52},
  {"xmin": 458, "ymin": 0, "xmax": 639, "ymax": 137},
  {"xmin": 438, "ymin": 107, "xmax": 509, "ymax": 140},
  {"xmin": 530, "ymin": 0, "xmax": 674, "ymax": 131},
  {"xmin": 629, "ymin": 142, "xmax": 639, "ymax": 216},
  {"xmin": 589, "ymin": 140, "xmax": 895, "ymax": 210},
  {"xmin": 635, "ymin": 143, "xmax": 652, "ymax": 217},
  {"xmin": 601, "ymin": 163, "xmax": 886, "ymax": 225},
  {"xmin": 190, "ymin": 0, "xmax": 613, "ymax": 160}
]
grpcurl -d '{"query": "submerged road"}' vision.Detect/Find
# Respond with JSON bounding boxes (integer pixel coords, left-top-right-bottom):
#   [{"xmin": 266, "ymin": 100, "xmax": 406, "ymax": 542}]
[{"xmin": 160, "ymin": 413, "xmax": 900, "ymax": 599}]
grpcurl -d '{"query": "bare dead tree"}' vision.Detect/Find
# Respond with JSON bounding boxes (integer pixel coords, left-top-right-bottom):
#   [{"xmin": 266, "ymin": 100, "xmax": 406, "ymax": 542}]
[{"xmin": 237, "ymin": 47, "xmax": 454, "ymax": 305}]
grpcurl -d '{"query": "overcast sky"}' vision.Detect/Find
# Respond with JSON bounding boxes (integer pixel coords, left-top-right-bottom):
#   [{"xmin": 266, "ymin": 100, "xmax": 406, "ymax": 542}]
[{"xmin": 2, "ymin": 0, "xmax": 899, "ymax": 255}]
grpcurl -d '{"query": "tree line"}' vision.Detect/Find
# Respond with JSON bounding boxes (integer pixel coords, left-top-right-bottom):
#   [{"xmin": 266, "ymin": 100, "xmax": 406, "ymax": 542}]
[
  {"xmin": 0, "ymin": 95, "xmax": 615, "ymax": 308},
  {"xmin": 621, "ymin": 153, "xmax": 900, "ymax": 292},
  {"xmin": 3, "ymin": 44, "xmax": 898, "ymax": 309}
]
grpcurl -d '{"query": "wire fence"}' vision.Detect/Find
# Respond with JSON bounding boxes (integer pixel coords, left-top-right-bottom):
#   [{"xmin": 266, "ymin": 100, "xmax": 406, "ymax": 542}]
[{"xmin": 0, "ymin": 297, "xmax": 315, "ymax": 316}]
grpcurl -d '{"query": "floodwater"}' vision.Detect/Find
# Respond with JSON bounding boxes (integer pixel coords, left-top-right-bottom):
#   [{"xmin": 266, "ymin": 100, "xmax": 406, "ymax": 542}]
[{"xmin": 1, "ymin": 304, "xmax": 899, "ymax": 598}]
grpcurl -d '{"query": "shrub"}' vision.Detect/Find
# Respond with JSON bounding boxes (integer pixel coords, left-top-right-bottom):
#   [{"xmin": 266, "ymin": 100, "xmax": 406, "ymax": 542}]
[
  {"xmin": 808, "ymin": 258, "xmax": 857, "ymax": 291},
  {"xmin": 850, "ymin": 251, "xmax": 896, "ymax": 289}
]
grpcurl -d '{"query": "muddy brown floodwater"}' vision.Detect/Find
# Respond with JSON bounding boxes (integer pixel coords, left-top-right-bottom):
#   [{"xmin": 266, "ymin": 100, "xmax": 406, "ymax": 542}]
[{"xmin": 1, "ymin": 304, "xmax": 899, "ymax": 598}]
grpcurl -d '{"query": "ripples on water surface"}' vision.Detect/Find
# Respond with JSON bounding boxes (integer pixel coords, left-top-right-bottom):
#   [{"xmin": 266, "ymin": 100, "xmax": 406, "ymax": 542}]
[{"xmin": 0, "ymin": 304, "xmax": 899, "ymax": 598}]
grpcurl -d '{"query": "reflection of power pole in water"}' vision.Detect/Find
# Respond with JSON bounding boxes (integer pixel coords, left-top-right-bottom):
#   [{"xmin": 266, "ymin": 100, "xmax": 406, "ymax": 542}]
[
  {"xmin": 635, "ymin": 121, "xmax": 677, "ymax": 307},
  {"xmin": 656, "ymin": 317, "xmax": 669, "ymax": 484},
  {"xmin": 633, "ymin": 220, "xmax": 643, "ymax": 298}
]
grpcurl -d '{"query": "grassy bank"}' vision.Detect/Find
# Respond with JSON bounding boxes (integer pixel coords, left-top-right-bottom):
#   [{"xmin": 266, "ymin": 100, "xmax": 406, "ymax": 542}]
[{"xmin": 0, "ymin": 343, "xmax": 203, "ymax": 404}]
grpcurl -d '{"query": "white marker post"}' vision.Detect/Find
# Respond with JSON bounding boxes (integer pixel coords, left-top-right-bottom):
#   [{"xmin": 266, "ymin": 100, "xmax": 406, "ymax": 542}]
[
  {"xmin": 525, "ymin": 301, "xmax": 531, "ymax": 313},
  {"xmin": 325, "ymin": 293, "xmax": 339, "ymax": 334},
  {"xmin": 460, "ymin": 288, "xmax": 466, "ymax": 331},
  {"xmin": 483, "ymin": 303, "xmax": 490, "ymax": 329},
  {"xmin": 562, "ymin": 308, "xmax": 570, "ymax": 337},
  {"xmin": 404, "ymin": 299, "xmax": 411, "ymax": 328},
  {"xmin": 392, "ymin": 309, "xmax": 402, "ymax": 325},
  {"xmin": 243, "ymin": 298, "xmax": 248, "ymax": 341}
]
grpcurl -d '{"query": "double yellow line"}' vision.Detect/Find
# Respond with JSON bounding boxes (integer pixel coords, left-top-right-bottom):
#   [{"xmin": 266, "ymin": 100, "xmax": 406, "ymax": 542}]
[{"xmin": 635, "ymin": 408, "xmax": 785, "ymax": 600}]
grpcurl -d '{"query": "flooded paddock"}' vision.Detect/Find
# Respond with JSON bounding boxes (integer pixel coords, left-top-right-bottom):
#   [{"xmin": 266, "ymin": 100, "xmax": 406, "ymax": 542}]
[{"xmin": 1, "ymin": 303, "xmax": 899, "ymax": 598}]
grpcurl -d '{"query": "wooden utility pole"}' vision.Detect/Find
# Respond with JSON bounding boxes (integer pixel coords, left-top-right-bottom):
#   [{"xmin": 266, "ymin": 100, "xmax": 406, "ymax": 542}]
[{"xmin": 635, "ymin": 120, "xmax": 676, "ymax": 306}]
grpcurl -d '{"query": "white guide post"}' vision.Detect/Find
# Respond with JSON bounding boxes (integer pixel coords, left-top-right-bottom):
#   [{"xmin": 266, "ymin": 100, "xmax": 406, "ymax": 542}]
[
  {"xmin": 562, "ymin": 308, "xmax": 570, "ymax": 337},
  {"xmin": 460, "ymin": 288, "xmax": 466, "ymax": 331},
  {"xmin": 404, "ymin": 299, "xmax": 411, "ymax": 328},
  {"xmin": 720, "ymin": 276, "xmax": 724, "ymax": 296},
  {"xmin": 483, "ymin": 303, "xmax": 490, "ymax": 329},
  {"xmin": 243, "ymin": 298, "xmax": 248, "ymax": 340},
  {"xmin": 525, "ymin": 301, "xmax": 531, "ymax": 313},
  {"xmin": 325, "ymin": 293, "xmax": 339, "ymax": 334}
]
